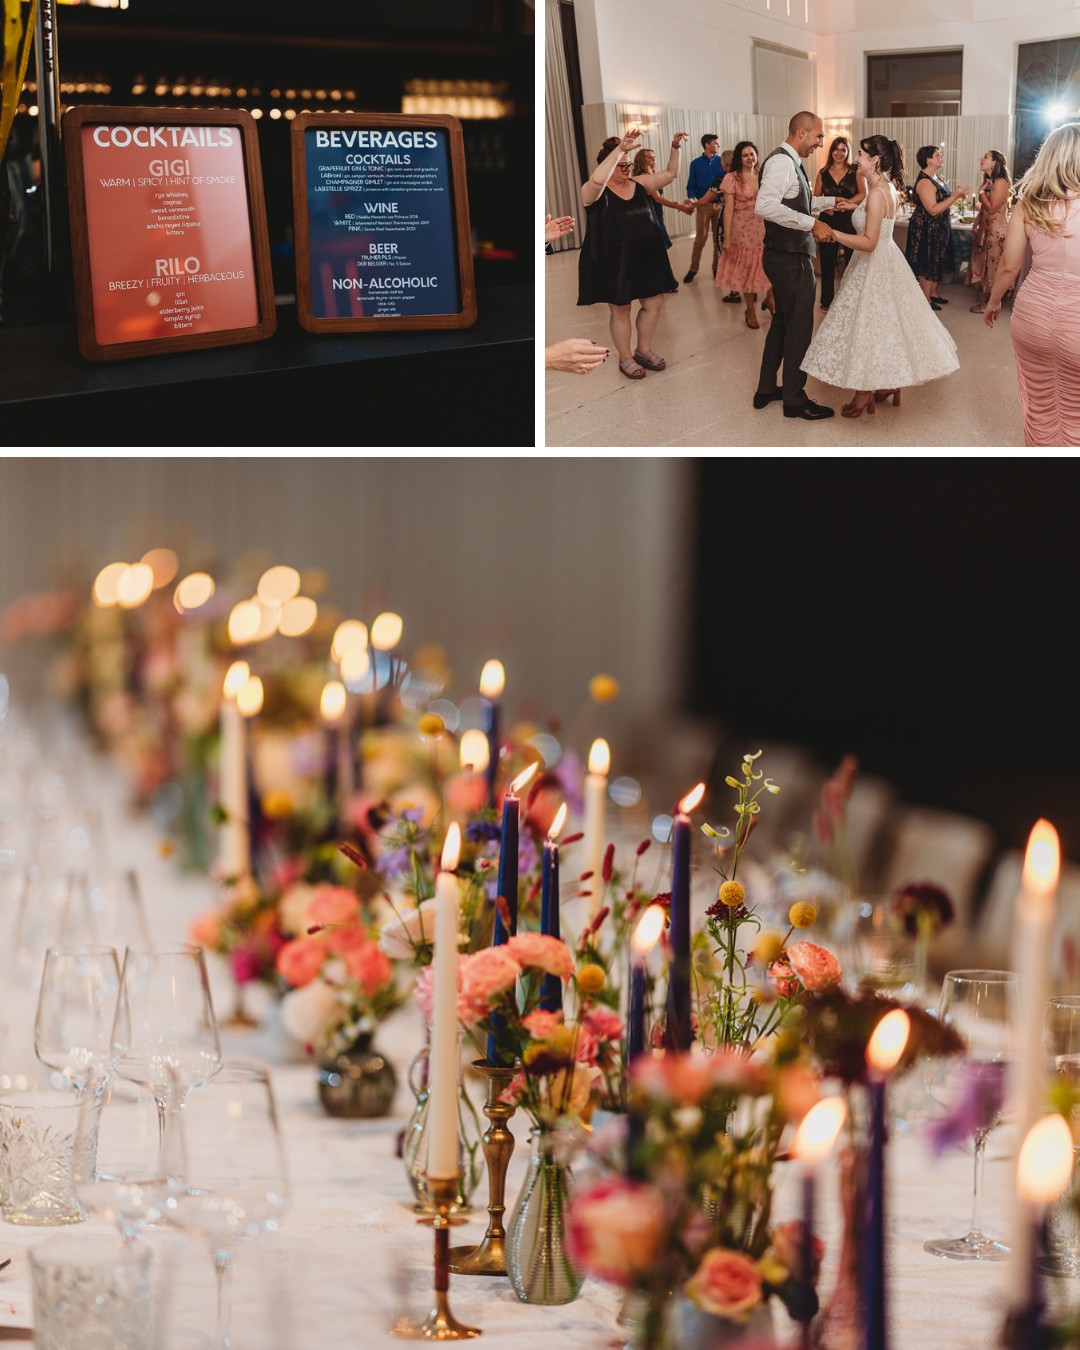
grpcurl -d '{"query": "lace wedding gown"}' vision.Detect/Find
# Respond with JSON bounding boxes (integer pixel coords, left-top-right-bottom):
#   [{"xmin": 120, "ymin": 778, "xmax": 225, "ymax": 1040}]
[{"xmin": 802, "ymin": 185, "xmax": 959, "ymax": 390}]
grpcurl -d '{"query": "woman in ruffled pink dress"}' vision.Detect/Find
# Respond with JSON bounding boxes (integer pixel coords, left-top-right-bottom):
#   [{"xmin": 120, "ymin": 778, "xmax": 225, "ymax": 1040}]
[{"xmin": 714, "ymin": 141, "xmax": 775, "ymax": 329}]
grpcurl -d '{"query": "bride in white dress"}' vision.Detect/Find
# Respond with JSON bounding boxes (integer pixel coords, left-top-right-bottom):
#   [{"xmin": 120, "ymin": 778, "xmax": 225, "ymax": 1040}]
[{"xmin": 802, "ymin": 135, "xmax": 959, "ymax": 418}]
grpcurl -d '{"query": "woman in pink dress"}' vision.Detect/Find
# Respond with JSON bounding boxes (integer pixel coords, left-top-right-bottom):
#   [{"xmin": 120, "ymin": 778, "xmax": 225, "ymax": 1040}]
[
  {"xmin": 714, "ymin": 141, "xmax": 774, "ymax": 329},
  {"xmin": 966, "ymin": 150, "xmax": 1011, "ymax": 313},
  {"xmin": 984, "ymin": 123, "xmax": 1080, "ymax": 446}
]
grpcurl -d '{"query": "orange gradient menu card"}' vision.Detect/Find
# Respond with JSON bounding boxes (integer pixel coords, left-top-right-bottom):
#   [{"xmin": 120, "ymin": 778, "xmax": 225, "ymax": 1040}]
[{"xmin": 80, "ymin": 122, "xmax": 259, "ymax": 347}]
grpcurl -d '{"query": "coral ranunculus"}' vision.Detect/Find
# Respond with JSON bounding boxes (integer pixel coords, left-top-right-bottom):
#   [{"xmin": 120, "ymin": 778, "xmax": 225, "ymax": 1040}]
[
  {"xmin": 458, "ymin": 946, "xmax": 522, "ymax": 1024},
  {"xmin": 685, "ymin": 1247, "xmax": 764, "ymax": 1322},
  {"xmin": 307, "ymin": 885, "xmax": 361, "ymax": 927},
  {"xmin": 504, "ymin": 931, "xmax": 575, "ymax": 979},
  {"xmin": 567, "ymin": 1178, "xmax": 666, "ymax": 1287},
  {"xmin": 786, "ymin": 941, "xmax": 842, "ymax": 991},
  {"xmin": 344, "ymin": 941, "xmax": 394, "ymax": 998},
  {"xmin": 277, "ymin": 937, "xmax": 327, "ymax": 988}
]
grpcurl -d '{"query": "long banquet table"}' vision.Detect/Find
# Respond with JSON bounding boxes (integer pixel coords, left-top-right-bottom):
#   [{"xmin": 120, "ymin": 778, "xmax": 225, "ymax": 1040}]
[{"xmin": 0, "ymin": 739, "xmax": 1072, "ymax": 1348}]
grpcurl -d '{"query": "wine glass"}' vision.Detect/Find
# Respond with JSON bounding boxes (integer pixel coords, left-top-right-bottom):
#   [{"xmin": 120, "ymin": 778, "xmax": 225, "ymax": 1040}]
[
  {"xmin": 162, "ymin": 1061, "xmax": 289, "ymax": 1349},
  {"xmin": 1043, "ymin": 994, "xmax": 1080, "ymax": 1275},
  {"xmin": 924, "ymin": 968, "xmax": 1019, "ymax": 1260},
  {"xmin": 110, "ymin": 945, "xmax": 222, "ymax": 1134},
  {"xmin": 71, "ymin": 1070, "xmax": 167, "ymax": 1244},
  {"xmin": 34, "ymin": 945, "xmax": 121, "ymax": 1090}
]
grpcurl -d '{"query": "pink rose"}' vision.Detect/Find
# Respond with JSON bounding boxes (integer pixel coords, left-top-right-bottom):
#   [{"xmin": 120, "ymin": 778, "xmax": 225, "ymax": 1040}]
[
  {"xmin": 522, "ymin": 1010, "xmax": 564, "ymax": 1041},
  {"xmin": 505, "ymin": 932, "xmax": 575, "ymax": 979},
  {"xmin": 708, "ymin": 1048, "xmax": 771, "ymax": 1096},
  {"xmin": 308, "ymin": 886, "xmax": 361, "ymax": 927},
  {"xmin": 786, "ymin": 941, "xmax": 842, "ymax": 991},
  {"xmin": 276, "ymin": 937, "xmax": 326, "ymax": 988},
  {"xmin": 567, "ymin": 1178, "xmax": 667, "ymax": 1287},
  {"xmin": 766, "ymin": 955, "xmax": 798, "ymax": 999},
  {"xmin": 458, "ymin": 946, "xmax": 521, "ymax": 1024},
  {"xmin": 583, "ymin": 1005, "xmax": 624, "ymax": 1045},
  {"xmin": 770, "ymin": 1220, "xmax": 824, "ymax": 1284},
  {"xmin": 684, "ymin": 1248, "xmax": 763, "ymax": 1322},
  {"xmin": 632, "ymin": 1052, "xmax": 714, "ymax": 1105},
  {"xmin": 444, "ymin": 770, "xmax": 487, "ymax": 815},
  {"xmin": 345, "ymin": 941, "xmax": 394, "ymax": 998}
]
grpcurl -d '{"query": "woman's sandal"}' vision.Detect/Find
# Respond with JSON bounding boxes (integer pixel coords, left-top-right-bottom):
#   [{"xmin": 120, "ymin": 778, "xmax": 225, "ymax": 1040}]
[
  {"xmin": 969, "ymin": 302, "xmax": 987, "ymax": 314},
  {"xmin": 873, "ymin": 388, "xmax": 901, "ymax": 406},
  {"xmin": 619, "ymin": 358, "xmax": 647, "ymax": 379},
  {"xmin": 744, "ymin": 312, "xmax": 760, "ymax": 329},
  {"xmin": 632, "ymin": 350, "xmax": 666, "ymax": 371},
  {"xmin": 841, "ymin": 392, "xmax": 876, "ymax": 418}
]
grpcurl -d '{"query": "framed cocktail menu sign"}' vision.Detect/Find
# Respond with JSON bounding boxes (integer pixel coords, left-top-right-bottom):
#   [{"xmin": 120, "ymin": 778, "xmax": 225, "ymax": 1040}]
[
  {"xmin": 292, "ymin": 112, "xmax": 477, "ymax": 333},
  {"xmin": 64, "ymin": 107, "xmax": 276, "ymax": 361}
]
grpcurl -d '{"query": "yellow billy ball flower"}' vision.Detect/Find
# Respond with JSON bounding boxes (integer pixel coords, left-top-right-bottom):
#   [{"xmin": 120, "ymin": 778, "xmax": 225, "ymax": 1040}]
[
  {"xmin": 788, "ymin": 901, "xmax": 818, "ymax": 930},
  {"xmin": 261, "ymin": 788, "xmax": 294, "ymax": 820},
  {"xmin": 577, "ymin": 963, "xmax": 606, "ymax": 995},
  {"xmin": 753, "ymin": 930, "xmax": 785, "ymax": 964},
  {"xmin": 589, "ymin": 673, "xmax": 620, "ymax": 703},
  {"xmin": 418, "ymin": 712, "xmax": 445, "ymax": 738},
  {"xmin": 717, "ymin": 880, "xmax": 745, "ymax": 909}
]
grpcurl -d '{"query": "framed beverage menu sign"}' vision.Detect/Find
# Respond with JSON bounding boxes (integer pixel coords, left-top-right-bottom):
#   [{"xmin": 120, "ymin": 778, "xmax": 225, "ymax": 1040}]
[
  {"xmin": 292, "ymin": 112, "xmax": 477, "ymax": 333},
  {"xmin": 64, "ymin": 107, "xmax": 276, "ymax": 361}
]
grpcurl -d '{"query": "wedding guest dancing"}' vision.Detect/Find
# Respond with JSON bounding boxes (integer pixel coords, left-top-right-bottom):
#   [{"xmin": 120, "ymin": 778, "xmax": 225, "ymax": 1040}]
[
  {"xmin": 633, "ymin": 147, "xmax": 693, "ymax": 249},
  {"xmin": 966, "ymin": 151, "xmax": 1011, "ymax": 314},
  {"xmin": 577, "ymin": 126, "xmax": 689, "ymax": 380},
  {"xmin": 905, "ymin": 146, "xmax": 970, "ymax": 309},
  {"xmin": 802, "ymin": 136, "xmax": 959, "ymax": 418},
  {"xmin": 753, "ymin": 111, "xmax": 853, "ymax": 420},
  {"xmin": 714, "ymin": 141, "xmax": 775, "ymax": 329},
  {"xmin": 813, "ymin": 136, "xmax": 866, "ymax": 311},
  {"xmin": 683, "ymin": 133, "xmax": 725, "ymax": 282},
  {"xmin": 984, "ymin": 122, "xmax": 1080, "ymax": 446}
]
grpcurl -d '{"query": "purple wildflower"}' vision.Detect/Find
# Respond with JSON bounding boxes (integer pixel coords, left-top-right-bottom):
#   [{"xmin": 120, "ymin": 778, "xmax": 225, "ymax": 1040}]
[{"xmin": 926, "ymin": 1060, "xmax": 1007, "ymax": 1157}]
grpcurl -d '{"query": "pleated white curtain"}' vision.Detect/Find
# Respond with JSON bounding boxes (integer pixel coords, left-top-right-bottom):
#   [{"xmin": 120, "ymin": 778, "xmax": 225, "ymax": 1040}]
[
  {"xmin": 544, "ymin": 0, "xmax": 584, "ymax": 252},
  {"xmin": 852, "ymin": 115, "xmax": 1015, "ymax": 191}
]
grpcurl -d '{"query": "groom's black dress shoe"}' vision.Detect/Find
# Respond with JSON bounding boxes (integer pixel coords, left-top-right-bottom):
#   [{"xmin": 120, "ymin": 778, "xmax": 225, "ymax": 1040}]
[
  {"xmin": 752, "ymin": 387, "xmax": 783, "ymax": 409},
  {"xmin": 783, "ymin": 400, "xmax": 835, "ymax": 420}
]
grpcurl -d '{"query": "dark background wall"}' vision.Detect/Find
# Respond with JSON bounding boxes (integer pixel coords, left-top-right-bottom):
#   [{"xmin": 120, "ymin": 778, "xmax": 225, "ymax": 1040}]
[{"xmin": 689, "ymin": 460, "xmax": 1080, "ymax": 857}]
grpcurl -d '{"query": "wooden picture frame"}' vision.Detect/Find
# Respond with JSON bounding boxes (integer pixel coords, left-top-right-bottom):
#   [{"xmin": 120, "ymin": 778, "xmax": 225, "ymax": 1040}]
[
  {"xmin": 291, "ymin": 111, "xmax": 477, "ymax": 333},
  {"xmin": 64, "ymin": 106, "xmax": 276, "ymax": 361}
]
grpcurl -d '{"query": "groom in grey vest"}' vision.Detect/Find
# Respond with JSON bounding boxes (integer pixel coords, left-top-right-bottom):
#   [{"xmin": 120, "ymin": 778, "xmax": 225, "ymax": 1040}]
[{"xmin": 753, "ymin": 112, "xmax": 853, "ymax": 420}]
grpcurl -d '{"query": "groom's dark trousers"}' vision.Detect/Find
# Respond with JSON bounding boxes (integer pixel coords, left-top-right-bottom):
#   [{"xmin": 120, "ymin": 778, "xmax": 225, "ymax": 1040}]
[{"xmin": 756, "ymin": 251, "xmax": 816, "ymax": 410}]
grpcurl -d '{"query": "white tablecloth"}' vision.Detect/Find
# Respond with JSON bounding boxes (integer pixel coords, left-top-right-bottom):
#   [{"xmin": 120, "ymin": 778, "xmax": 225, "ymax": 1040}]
[{"xmin": 0, "ymin": 737, "xmax": 1071, "ymax": 1348}]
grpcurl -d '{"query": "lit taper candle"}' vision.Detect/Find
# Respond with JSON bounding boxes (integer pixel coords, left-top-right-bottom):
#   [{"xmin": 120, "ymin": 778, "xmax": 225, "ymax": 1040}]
[
  {"xmin": 627, "ymin": 904, "xmax": 666, "ymax": 1179},
  {"xmin": 540, "ymin": 803, "xmax": 568, "ymax": 1013},
  {"xmin": 218, "ymin": 660, "xmax": 251, "ymax": 877},
  {"xmin": 1007, "ymin": 1114, "xmax": 1073, "ymax": 1349},
  {"xmin": 863, "ymin": 1008, "xmax": 910, "ymax": 1350},
  {"xmin": 665, "ymin": 783, "xmax": 705, "ymax": 1052},
  {"xmin": 790, "ymin": 1096, "xmax": 847, "ymax": 1350},
  {"xmin": 428, "ymin": 823, "xmax": 463, "ymax": 1180},
  {"xmin": 584, "ymin": 738, "xmax": 610, "ymax": 917},
  {"xmin": 487, "ymin": 762, "xmax": 539, "ymax": 1065},
  {"xmin": 479, "ymin": 659, "xmax": 505, "ymax": 807}
]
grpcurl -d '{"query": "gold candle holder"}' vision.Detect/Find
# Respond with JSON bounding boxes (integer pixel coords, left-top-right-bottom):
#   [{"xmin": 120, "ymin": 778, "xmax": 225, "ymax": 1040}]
[
  {"xmin": 449, "ymin": 1061, "xmax": 518, "ymax": 1276},
  {"xmin": 393, "ymin": 1172, "xmax": 481, "ymax": 1341}
]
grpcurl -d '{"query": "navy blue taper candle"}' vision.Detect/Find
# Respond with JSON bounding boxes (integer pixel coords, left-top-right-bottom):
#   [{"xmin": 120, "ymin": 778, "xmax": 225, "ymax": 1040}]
[
  {"xmin": 487, "ymin": 781, "xmax": 521, "ymax": 1064},
  {"xmin": 539, "ymin": 811, "xmax": 565, "ymax": 1013},
  {"xmin": 664, "ymin": 787, "xmax": 702, "ymax": 1052}
]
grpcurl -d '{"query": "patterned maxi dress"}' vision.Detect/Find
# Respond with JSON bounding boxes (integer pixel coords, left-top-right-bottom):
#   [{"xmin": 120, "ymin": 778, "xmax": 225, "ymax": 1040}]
[
  {"xmin": 714, "ymin": 172, "xmax": 770, "ymax": 292},
  {"xmin": 967, "ymin": 192, "xmax": 1009, "ymax": 297}
]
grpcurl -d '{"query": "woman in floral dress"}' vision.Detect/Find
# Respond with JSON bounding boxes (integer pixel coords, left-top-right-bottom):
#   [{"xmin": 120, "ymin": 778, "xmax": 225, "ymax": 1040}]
[
  {"xmin": 905, "ymin": 146, "xmax": 970, "ymax": 309},
  {"xmin": 966, "ymin": 150, "xmax": 1011, "ymax": 313},
  {"xmin": 714, "ymin": 141, "xmax": 774, "ymax": 329}
]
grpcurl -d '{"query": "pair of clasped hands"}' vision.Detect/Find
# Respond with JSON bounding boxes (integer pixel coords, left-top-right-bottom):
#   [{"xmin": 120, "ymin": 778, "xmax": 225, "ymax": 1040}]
[{"xmin": 812, "ymin": 196, "xmax": 855, "ymax": 245}]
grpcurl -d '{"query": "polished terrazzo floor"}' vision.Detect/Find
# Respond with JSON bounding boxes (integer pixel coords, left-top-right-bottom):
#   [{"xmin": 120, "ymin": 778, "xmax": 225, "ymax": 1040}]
[{"xmin": 545, "ymin": 235, "xmax": 1026, "ymax": 451}]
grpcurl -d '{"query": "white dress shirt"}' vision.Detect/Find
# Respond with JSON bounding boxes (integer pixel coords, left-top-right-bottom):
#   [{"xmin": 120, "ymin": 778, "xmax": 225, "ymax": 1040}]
[{"xmin": 755, "ymin": 143, "xmax": 836, "ymax": 231}]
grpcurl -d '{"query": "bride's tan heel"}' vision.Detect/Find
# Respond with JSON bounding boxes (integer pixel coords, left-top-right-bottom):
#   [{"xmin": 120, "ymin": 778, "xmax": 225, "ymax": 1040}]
[
  {"xmin": 873, "ymin": 388, "xmax": 901, "ymax": 407},
  {"xmin": 841, "ymin": 393, "xmax": 876, "ymax": 418}
]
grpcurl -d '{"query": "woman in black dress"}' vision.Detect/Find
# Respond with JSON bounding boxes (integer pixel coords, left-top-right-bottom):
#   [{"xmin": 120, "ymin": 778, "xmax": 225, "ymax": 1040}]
[
  {"xmin": 905, "ymin": 146, "xmax": 970, "ymax": 309},
  {"xmin": 578, "ymin": 126, "xmax": 688, "ymax": 379},
  {"xmin": 813, "ymin": 136, "xmax": 866, "ymax": 310}
]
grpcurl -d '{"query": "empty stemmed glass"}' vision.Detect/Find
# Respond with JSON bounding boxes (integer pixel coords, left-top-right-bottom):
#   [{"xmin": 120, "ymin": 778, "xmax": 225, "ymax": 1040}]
[
  {"xmin": 71, "ymin": 1070, "xmax": 168, "ymax": 1244},
  {"xmin": 1043, "ymin": 994, "xmax": 1080, "ymax": 1275},
  {"xmin": 110, "ymin": 945, "xmax": 222, "ymax": 1135},
  {"xmin": 924, "ymin": 968, "xmax": 1019, "ymax": 1260},
  {"xmin": 34, "ymin": 945, "xmax": 121, "ymax": 1090},
  {"xmin": 162, "ymin": 1061, "xmax": 289, "ymax": 1349}
]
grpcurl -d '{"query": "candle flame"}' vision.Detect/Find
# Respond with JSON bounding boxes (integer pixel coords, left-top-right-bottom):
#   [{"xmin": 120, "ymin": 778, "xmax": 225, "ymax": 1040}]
[
  {"xmin": 1023, "ymin": 819, "xmax": 1060, "ymax": 898},
  {"xmin": 588, "ymin": 738, "xmax": 611, "ymax": 776},
  {"xmin": 320, "ymin": 680, "xmax": 347, "ymax": 723},
  {"xmin": 479, "ymin": 659, "xmax": 505, "ymax": 699},
  {"xmin": 791, "ymin": 1096, "xmax": 847, "ymax": 1164},
  {"xmin": 223, "ymin": 660, "xmax": 250, "ymax": 698},
  {"xmin": 441, "ymin": 822, "xmax": 462, "ymax": 872},
  {"xmin": 866, "ymin": 1009, "xmax": 910, "ymax": 1073},
  {"xmin": 679, "ymin": 782, "xmax": 706, "ymax": 814},
  {"xmin": 370, "ymin": 612, "xmax": 403, "ymax": 651},
  {"xmin": 236, "ymin": 675, "xmax": 264, "ymax": 718},
  {"xmin": 548, "ymin": 803, "xmax": 568, "ymax": 841},
  {"xmin": 459, "ymin": 728, "xmax": 490, "ymax": 773},
  {"xmin": 510, "ymin": 762, "xmax": 539, "ymax": 795},
  {"xmin": 632, "ymin": 903, "xmax": 666, "ymax": 956},
  {"xmin": 1017, "ymin": 1113, "xmax": 1074, "ymax": 1203}
]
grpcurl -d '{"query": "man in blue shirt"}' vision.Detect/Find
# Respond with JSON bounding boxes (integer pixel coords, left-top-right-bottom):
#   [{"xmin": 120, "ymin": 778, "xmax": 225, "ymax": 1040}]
[{"xmin": 683, "ymin": 134, "xmax": 724, "ymax": 283}]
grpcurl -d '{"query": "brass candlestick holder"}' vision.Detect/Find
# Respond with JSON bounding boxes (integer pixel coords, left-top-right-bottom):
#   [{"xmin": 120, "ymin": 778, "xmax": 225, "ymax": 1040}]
[
  {"xmin": 448, "ymin": 1061, "xmax": 518, "ymax": 1276},
  {"xmin": 393, "ymin": 1172, "xmax": 481, "ymax": 1341}
]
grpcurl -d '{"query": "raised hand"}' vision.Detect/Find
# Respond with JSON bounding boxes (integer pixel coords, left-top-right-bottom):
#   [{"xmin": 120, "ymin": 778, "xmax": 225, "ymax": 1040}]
[
  {"xmin": 671, "ymin": 132, "xmax": 689, "ymax": 149},
  {"xmin": 619, "ymin": 124, "xmax": 643, "ymax": 153}
]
